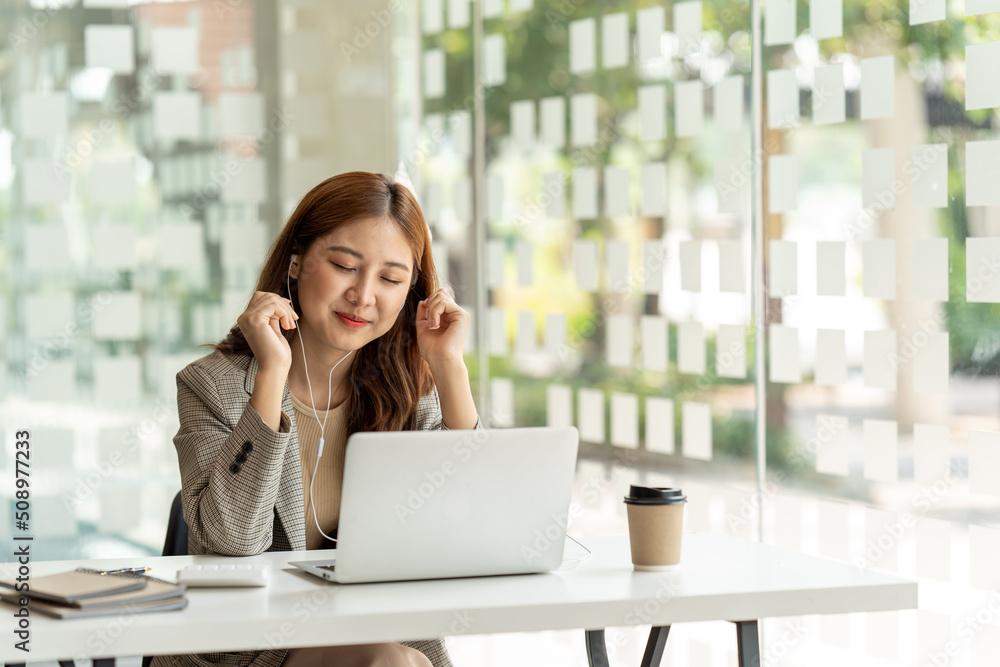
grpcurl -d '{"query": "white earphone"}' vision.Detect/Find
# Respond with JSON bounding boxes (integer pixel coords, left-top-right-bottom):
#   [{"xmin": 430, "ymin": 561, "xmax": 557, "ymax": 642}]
[{"xmin": 287, "ymin": 253, "xmax": 352, "ymax": 546}]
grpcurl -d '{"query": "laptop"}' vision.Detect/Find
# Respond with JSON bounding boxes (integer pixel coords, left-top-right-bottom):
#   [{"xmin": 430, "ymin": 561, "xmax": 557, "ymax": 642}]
[{"xmin": 289, "ymin": 426, "xmax": 579, "ymax": 584}]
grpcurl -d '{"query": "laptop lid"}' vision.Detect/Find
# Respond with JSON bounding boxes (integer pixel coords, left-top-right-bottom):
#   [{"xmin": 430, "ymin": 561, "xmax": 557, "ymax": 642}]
[{"xmin": 322, "ymin": 426, "xmax": 578, "ymax": 584}]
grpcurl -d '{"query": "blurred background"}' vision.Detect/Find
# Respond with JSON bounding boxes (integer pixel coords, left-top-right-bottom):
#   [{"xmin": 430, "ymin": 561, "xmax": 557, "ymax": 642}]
[{"xmin": 2, "ymin": 0, "xmax": 1000, "ymax": 664}]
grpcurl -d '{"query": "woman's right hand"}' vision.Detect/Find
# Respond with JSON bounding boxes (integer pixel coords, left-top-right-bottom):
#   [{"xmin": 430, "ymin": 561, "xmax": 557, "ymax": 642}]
[{"xmin": 237, "ymin": 291, "xmax": 299, "ymax": 372}]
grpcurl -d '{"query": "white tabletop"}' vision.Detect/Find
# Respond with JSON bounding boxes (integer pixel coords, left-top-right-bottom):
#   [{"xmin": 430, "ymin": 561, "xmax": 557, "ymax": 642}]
[{"xmin": 0, "ymin": 532, "xmax": 916, "ymax": 662}]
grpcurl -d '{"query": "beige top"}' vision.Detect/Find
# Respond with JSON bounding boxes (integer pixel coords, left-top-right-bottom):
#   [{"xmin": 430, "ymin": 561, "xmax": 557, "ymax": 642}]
[{"xmin": 290, "ymin": 390, "xmax": 349, "ymax": 550}]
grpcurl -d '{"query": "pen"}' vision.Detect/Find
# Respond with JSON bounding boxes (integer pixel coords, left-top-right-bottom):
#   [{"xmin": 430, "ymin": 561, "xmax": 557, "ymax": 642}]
[{"xmin": 97, "ymin": 567, "xmax": 152, "ymax": 575}]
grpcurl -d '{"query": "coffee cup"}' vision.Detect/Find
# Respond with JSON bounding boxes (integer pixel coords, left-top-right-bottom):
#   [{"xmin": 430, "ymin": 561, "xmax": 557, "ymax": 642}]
[{"xmin": 623, "ymin": 485, "xmax": 687, "ymax": 571}]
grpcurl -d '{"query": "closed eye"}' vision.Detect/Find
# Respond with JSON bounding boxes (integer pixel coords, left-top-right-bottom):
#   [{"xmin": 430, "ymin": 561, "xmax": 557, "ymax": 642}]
[{"xmin": 333, "ymin": 262, "xmax": 402, "ymax": 285}]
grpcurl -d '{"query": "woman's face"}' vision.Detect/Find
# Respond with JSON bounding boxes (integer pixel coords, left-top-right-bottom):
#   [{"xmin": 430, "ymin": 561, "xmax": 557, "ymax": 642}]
[{"xmin": 291, "ymin": 217, "xmax": 414, "ymax": 353}]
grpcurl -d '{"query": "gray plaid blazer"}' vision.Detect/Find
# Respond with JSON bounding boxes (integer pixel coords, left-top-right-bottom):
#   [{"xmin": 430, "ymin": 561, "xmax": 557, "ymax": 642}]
[{"xmin": 150, "ymin": 349, "xmax": 482, "ymax": 667}]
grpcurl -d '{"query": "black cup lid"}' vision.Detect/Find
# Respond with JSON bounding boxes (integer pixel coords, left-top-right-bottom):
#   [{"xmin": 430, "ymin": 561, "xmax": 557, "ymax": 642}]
[{"xmin": 624, "ymin": 485, "xmax": 687, "ymax": 505}]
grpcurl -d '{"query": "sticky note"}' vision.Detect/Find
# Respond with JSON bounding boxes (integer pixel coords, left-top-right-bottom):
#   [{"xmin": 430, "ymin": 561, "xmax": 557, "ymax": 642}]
[
  {"xmin": 767, "ymin": 69, "xmax": 799, "ymax": 128},
  {"xmin": 680, "ymin": 240, "xmax": 702, "ymax": 292},
  {"xmin": 645, "ymin": 397, "xmax": 674, "ymax": 454},
  {"xmin": 573, "ymin": 240, "xmax": 598, "ymax": 291},
  {"xmin": 450, "ymin": 110, "xmax": 472, "ymax": 156},
  {"xmin": 452, "ymin": 177, "xmax": 472, "ymax": 222},
  {"xmin": 432, "ymin": 240, "xmax": 448, "ymax": 284},
  {"xmin": 815, "ymin": 329, "xmax": 847, "ymax": 385},
  {"xmin": 21, "ymin": 93, "xmax": 67, "ymax": 138},
  {"xmin": 765, "ymin": 0, "xmax": 796, "ymax": 44},
  {"xmin": 571, "ymin": 93, "xmax": 597, "ymax": 147},
  {"xmin": 488, "ymin": 308, "xmax": 508, "ymax": 356},
  {"xmin": 815, "ymin": 414, "xmax": 849, "ymax": 475},
  {"xmin": 863, "ymin": 239, "xmax": 897, "ymax": 299},
  {"xmin": 818, "ymin": 500, "xmax": 849, "ymax": 560},
  {"xmin": 675, "ymin": 80, "xmax": 704, "ymax": 137},
  {"xmin": 911, "ymin": 144, "xmax": 948, "ymax": 208},
  {"xmin": 23, "ymin": 159, "xmax": 68, "ymax": 205},
  {"xmin": 93, "ymin": 225, "xmax": 137, "ymax": 270},
  {"xmin": 810, "ymin": 0, "xmax": 843, "ymax": 38},
  {"xmin": 516, "ymin": 311, "xmax": 536, "ymax": 355},
  {"xmin": 714, "ymin": 75, "xmax": 744, "ymax": 133},
  {"xmin": 914, "ymin": 423, "xmax": 950, "ymax": 485},
  {"xmin": 682, "ymin": 402, "xmax": 712, "ymax": 461},
  {"xmin": 31, "ymin": 496, "xmax": 77, "ymax": 538},
  {"xmin": 864, "ymin": 330, "xmax": 897, "ymax": 390},
  {"xmin": 914, "ymin": 332, "xmax": 949, "ymax": 394},
  {"xmin": 641, "ymin": 315, "xmax": 668, "ymax": 371},
  {"xmin": 863, "ymin": 147, "xmax": 896, "ymax": 210},
  {"xmin": 547, "ymin": 384, "xmax": 573, "ymax": 427},
  {"xmin": 540, "ymin": 97, "xmax": 566, "ymax": 148},
  {"xmin": 515, "ymin": 239, "xmax": 533, "ymax": 286},
  {"xmin": 966, "ymin": 238, "xmax": 1000, "ymax": 302},
  {"xmin": 910, "ymin": 0, "xmax": 945, "ymax": 24},
  {"xmin": 569, "ymin": 18, "xmax": 596, "ymax": 74},
  {"xmin": 719, "ymin": 240, "xmax": 745, "ymax": 293},
  {"xmin": 769, "ymin": 324, "xmax": 801, "ymax": 383},
  {"xmin": 220, "ymin": 222, "xmax": 265, "ymax": 268},
  {"xmin": 159, "ymin": 222, "xmax": 204, "ymax": 268},
  {"xmin": 85, "ymin": 25, "xmax": 134, "ymax": 73},
  {"xmin": 578, "ymin": 388, "xmax": 605, "ymax": 444},
  {"xmin": 91, "ymin": 292, "xmax": 141, "ymax": 341},
  {"xmin": 637, "ymin": 6, "xmax": 665, "ymax": 62},
  {"xmin": 606, "ymin": 240, "xmax": 630, "ymax": 293},
  {"xmin": 482, "ymin": 0, "xmax": 503, "ymax": 18},
  {"xmin": 446, "ymin": 0, "xmax": 470, "ymax": 27},
  {"xmin": 674, "ymin": 1, "xmax": 703, "ymax": 55},
  {"xmin": 678, "ymin": 321, "xmax": 706, "ymax": 375},
  {"xmin": 543, "ymin": 172, "xmax": 566, "ymax": 218},
  {"xmin": 98, "ymin": 486, "xmax": 142, "ymax": 533},
  {"xmin": 604, "ymin": 167, "xmax": 630, "ymax": 216},
  {"xmin": 813, "ymin": 63, "xmax": 845, "ymax": 125},
  {"xmin": 774, "ymin": 496, "xmax": 802, "ymax": 551},
  {"xmin": 611, "ymin": 393, "xmax": 639, "ymax": 448},
  {"xmin": 865, "ymin": 508, "xmax": 899, "ymax": 571},
  {"xmin": 640, "ymin": 162, "xmax": 667, "ymax": 216},
  {"xmin": 486, "ymin": 238, "xmax": 505, "ymax": 288},
  {"xmin": 25, "ymin": 224, "xmax": 71, "ymax": 271},
  {"xmin": 27, "ymin": 361, "xmax": 74, "ymax": 403},
  {"xmin": 970, "ymin": 525, "xmax": 1000, "ymax": 589},
  {"xmin": 967, "ymin": 0, "xmax": 1000, "ymax": 15},
  {"xmin": 422, "ymin": 0, "xmax": 443, "ymax": 33},
  {"xmin": 969, "ymin": 430, "xmax": 1000, "ymax": 496},
  {"xmin": 864, "ymin": 418, "xmax": 898, "ymax": 483},
  {"xmin": 153, "ymin": 92, "xmax": 200, "ymax": 141},
  {"xmin": 816, "ymin": 241, "xmax": 845, "ymax": 296},
  {"xmin": 642, "ymin": 240, "xmax": 665, "ymax": 293},
  {"xmin": 768, "ymin": 154, "xmax": 798, "ymax": 212},
  {"xmin": 545, "ymin": 313, "xmax": 567, "ymax": 359},
  {"xmin": 966, "ymin": 140, "xmax": 1000, "ymax": 206},
  {"xmin": 607, "ymin": 314, "xmax": 634, "ymax": 368},
  {"xmin": 769, "ymin": 240, "xmax": 798, "ymax": 297},
  {"xmin": 486, "ymin": 172, "xmax": 503, "ymax": 220},
  {"xmin": 424, "ymin": 182, "xmax": 443, "ymax": 223},
  {"xmin": 91, "ymin": 160, "xmax": 135, "ymax": 204},
  {"xmin": 510, "ymin": 100, "xmax": 536, "ymax": 151},
  {"xmin": 483, "ymin": 34, "xmax": 506, "ymax": 86},
  {"xmin": 221, "ymin": 159, "xmax": 266, "ymax": 203},
  {"xmin": 638, "ymin": 84, "xmax": 667, "ymax": 141},
  {"xmin": 861, "ymin": 56, "xmax": 894, "ymax": 120},
  {"xmin": 151, "ymin": 27, "xmax": 198, "ymax": 74},
  {"xmin": 573, "ymin": 167, "xmax": 598, "ymax": 219},
  {"xmin": 94, "ymin": 356, "xmax": 142, "ymax": 406},
  {"xmin": 491, "ymin": 377, "xmax": 514, "ymax": 427},
  {"xmin": 716, "ymin": 324, "xmax": 747, "ymax": 379},
  {"xmin": 602, "ymin": 13, "xmax": 629, "ymax": 69},
  {"xmin": 716, "ymin": 158, "xmax": 743, "ymax": 213},
  {"xmin": 423, "ymin": 49, "xmax": 445, "ymax": 98},
  {"xmin": 916, "ymin": 517, "xmax": 951, "ymax": 581}
]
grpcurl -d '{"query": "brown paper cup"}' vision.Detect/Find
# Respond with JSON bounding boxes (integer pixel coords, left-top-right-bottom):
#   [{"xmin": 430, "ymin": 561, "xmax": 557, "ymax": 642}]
[{"xmin": 625, "ymin": 502, "xmax": 685, "ymax": 571}]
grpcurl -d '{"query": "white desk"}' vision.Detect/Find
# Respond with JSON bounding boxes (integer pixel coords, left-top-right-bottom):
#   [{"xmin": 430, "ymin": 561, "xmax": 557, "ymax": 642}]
[{"xmin": 0, "ymin": 533, "xmax": 916, "ymax": 666}]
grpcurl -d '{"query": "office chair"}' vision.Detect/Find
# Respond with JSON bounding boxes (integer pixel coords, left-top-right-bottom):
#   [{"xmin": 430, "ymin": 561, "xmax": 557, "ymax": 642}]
[{"xmin": 139, "ymin": 490, "xmax": 188, "ymax": 667}]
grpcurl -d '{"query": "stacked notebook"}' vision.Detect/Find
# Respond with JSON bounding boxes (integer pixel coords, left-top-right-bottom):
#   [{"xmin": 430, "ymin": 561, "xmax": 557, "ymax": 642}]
[{"xmin": 0, "ymin": 568, "xmax": 187, "ymax": 619}]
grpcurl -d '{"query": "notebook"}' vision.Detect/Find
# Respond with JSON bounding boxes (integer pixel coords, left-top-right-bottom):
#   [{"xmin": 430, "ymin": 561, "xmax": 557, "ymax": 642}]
[
  {"xmin": 0, "ymin": 569, "xmax": 147, "ymax": 604},
  {"xmin": 0, "ymin": 591, "xmax": 188, "ymax": 619}
]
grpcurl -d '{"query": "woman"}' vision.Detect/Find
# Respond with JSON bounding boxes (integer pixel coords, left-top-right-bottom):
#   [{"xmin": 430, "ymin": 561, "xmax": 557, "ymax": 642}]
[{"xmin": 152, "ymin": 172, "xmax": 481, "ymax": 667}]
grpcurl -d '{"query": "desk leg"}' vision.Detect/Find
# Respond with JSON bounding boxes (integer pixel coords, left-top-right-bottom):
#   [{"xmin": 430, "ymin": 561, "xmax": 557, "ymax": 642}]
[
  {"xmin": 586, "ymin": 626, "xmax": 672, "ymax": 667},
  {"xmin": 735, "ymin": 620, "xmax": 761, "ymax": 667},
  {"xmin": 585, "ymin": 629, "xmax": 610, "ymax": 667}
]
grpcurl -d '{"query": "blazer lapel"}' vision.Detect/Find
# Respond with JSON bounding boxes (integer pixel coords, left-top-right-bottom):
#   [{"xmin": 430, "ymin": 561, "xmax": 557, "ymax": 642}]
[{"xmin": 244, "ymin": 355, "xmax": 307, "ymax": 552}]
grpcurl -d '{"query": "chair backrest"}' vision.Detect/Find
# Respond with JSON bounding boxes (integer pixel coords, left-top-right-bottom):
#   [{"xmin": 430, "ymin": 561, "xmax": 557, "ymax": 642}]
[{"xmin": 162, "ymin": 490, "xmax": 189, "ymax": 557}]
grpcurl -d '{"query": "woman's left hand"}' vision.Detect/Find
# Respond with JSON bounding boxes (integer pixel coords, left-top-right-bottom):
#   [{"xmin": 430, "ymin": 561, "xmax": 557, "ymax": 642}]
[{"xmin": 416, "ymin": 288, "xmax": 470, "ymax": 363}]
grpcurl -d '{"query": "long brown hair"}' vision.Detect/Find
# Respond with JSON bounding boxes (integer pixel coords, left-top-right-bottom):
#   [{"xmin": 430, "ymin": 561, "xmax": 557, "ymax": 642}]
[{"xmin": 202, "ymin": 171, "xmax": 438, "ymax": 433}]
